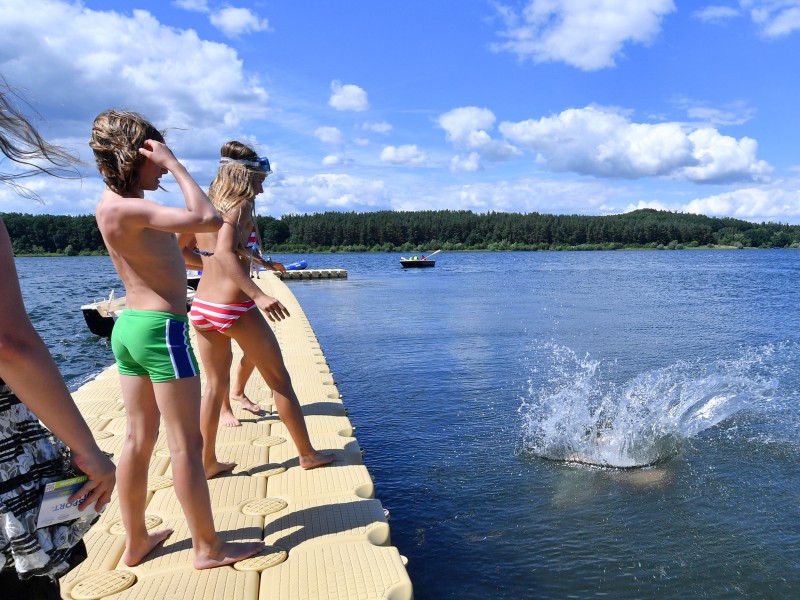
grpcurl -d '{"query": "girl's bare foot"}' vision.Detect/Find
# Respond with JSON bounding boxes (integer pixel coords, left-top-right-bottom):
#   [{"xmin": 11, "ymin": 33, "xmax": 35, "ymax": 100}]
[
  {"xmin": 205, "ymin": 459, "xmax": 236, "ymax": 479},
  {"xmin": 233, "ymin": 394, "xmax": 264, "ymax": 415},
  {"xmin": 299, "ymin": 451, "xmax": 336, "ymax": 470},
  {"xmin": 192, "ymin": 541, "xmax": 266, "ymax": 570},
  {"xmin": 219, "ymin": 410, "xmax": 241, "ymax": 428},
  {"xmin": 122, "ymin": 528, "xmax": 173, "ymax": 566}
]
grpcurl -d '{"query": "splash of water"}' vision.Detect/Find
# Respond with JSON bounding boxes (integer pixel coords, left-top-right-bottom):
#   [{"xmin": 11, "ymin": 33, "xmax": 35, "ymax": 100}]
[{"xmin": 519, "ymin": 344, "xmax": 779, "ymax": 468}]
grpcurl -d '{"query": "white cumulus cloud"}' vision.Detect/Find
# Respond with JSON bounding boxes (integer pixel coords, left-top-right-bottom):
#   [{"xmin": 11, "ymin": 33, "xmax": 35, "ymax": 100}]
[
  {"xmin": 439, "ymin": 106, "xmax": 519, "ymax": 161},
  {"xmin": 210, "ymin": 7, "xmax": 269, "ymax": 38},
  {"xmin": 259, "ymin": 173, "xmax": 389, "ymax": 214},
  {"xmin": 499, "ymin": 105, "xmax": 772, "ymax": 183},
  {"xmin": 492, "ymin": 0, "xmax": 677, "ymax": 70},
  {"xmin": 692, "ymin": 5, "xmax": 741, "ymax": 23},
  {"xmin": 439, "ymin": 107, "xmax": 496, "ymax": 144},
  {"xmin": 314, "ymin": 126, "xmax": 343, "ymax": 145},
  {"xmin": 451, "ymin": 153, "xmax": 482, "ymax": 173},
  {"xmin": 682, "ymin": 186, "xmax": 800, "ymax": 222},
  {"xmin": 0, "ymin": 0, "xmax": 268, "ymax": 140},
  {"xmin": 173, "ymin": 0, "xmax": 209, "ymax": 12},
  {"xmin": 744, "ymin": 0, "xmax": 800, "ymax": 37},
  {"xmin": 322, "ymin": 155, "xmax": 342, "ymax": 166},
  {"xmin": 329, "ymin": 81, "xmax": 369, "ymax": 112},
  {"xmin": 683, "ymin": 128, "xmax": 771, "ymax": 183},
  {"xmin": 380, "ymin": 145, "xmax": 427, "ymax": 166}
]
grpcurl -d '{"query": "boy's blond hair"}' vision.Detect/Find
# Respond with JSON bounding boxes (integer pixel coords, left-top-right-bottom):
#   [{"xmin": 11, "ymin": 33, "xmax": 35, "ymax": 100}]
[{"xmin": 89, "ymin": 110, "xmax": 164, "ymax": 195}]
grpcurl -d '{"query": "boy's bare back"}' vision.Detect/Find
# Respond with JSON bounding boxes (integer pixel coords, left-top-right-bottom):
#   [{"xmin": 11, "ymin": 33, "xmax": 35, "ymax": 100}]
[{"xmin": 96, "ymin": 192, "xmax": 191, "ymax": 314}]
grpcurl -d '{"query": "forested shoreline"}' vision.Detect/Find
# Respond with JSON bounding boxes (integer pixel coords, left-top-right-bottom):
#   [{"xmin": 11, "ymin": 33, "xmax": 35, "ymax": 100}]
[{"xmin": 4, "ymin": 208, "xmax": 799, "ymax": 256}]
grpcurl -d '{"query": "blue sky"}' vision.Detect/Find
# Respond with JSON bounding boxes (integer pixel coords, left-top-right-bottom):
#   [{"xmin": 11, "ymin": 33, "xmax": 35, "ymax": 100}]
[{"xmin": 2, "ymin": 0, "xmax": 800, "ymax": 223}]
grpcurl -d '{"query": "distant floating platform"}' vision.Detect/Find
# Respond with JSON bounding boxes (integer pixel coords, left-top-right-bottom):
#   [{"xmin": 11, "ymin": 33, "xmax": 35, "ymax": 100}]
[{"xmin": 272, "ymin": 268, "xmax": 348, "ymax": 280}]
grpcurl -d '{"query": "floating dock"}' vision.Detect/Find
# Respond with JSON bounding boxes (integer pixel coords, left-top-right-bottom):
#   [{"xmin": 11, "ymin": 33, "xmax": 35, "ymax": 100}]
[
  {"xmin": 59, "ymin": 274, "xmax": 412, "ymax": 600},
  {"xmin": 272, "ymin": 268, "xmax": 348, "ymax": 281}
]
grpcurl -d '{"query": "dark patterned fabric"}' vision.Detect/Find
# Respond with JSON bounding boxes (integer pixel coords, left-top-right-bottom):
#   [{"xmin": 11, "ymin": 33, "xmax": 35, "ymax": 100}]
[{"xmin": 0, "ymin": 378, "xmax": 97, "ymax": 580}]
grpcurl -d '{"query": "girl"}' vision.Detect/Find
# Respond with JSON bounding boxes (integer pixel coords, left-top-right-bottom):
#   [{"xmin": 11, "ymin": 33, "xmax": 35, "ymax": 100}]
[{"xmin": 186, "ymin": 141, "xmax": 334, "ymax": 477}]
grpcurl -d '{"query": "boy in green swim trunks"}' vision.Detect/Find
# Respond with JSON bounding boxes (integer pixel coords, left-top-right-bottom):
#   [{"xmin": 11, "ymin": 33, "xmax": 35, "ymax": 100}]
[{"xmin": 90, "ymin": 110, "xmax": 264, "ymax": 569}]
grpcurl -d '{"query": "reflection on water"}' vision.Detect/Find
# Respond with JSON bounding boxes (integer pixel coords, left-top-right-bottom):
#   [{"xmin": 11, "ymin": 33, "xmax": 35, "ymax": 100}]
[{"xmin": 519, "ymin": 343, "xmax": 781, "ymax": 468}]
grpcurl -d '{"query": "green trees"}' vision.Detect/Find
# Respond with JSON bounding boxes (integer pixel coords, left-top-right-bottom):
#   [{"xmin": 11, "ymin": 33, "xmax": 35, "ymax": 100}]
[
  {"xmin": 2, "ymin": 213, "xmax": 105, "ymax": 255},
  {"xmin": 5, "ymin": 208, "xmax": 800, "ymax": 255},
  {"xmin": 257, "ymin": 208, "xmax": 800, "ymax": 252}
]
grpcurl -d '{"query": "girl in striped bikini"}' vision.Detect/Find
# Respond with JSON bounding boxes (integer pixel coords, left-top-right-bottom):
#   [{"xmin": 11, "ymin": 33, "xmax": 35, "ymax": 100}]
[{"xmin": 184, "ymin": 141, "xmax": 335, "ymax": 477}]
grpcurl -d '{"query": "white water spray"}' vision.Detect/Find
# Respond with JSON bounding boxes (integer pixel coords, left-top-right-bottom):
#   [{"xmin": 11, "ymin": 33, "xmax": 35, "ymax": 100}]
[{"xmin": 519, "ymin": 344, "xmax": 779, "ymax": 468}]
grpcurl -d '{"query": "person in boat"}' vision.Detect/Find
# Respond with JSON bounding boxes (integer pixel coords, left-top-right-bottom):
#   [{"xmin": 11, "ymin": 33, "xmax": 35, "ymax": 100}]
[
  {"xmin": 0, "ymin": 77, "xmax": 116, "ymax": 599},
  {"xmin": 183, "ymin": 140, "xmax": 335, "ymax": 473},
  {"xmin": 90, "ymin": 111, "xmax": 264, "ymax": 569}
]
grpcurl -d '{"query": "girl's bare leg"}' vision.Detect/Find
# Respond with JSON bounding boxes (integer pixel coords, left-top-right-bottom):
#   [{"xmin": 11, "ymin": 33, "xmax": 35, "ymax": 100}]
[
  {"xmin": 228, "ymin": 311, "xmax": 335, "ymax": 469},
  {"xmin": 230, "ymin": 355, "xmax": 263, "ymax": 414},
  {"xmin": 194, "ymin": 330, "xmax": 237, "ymax": 475}
]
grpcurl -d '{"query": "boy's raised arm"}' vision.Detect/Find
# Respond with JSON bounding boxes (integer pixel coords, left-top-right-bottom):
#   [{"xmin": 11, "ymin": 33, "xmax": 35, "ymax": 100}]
[{"xmin": 137, "ymin": 139, "xmax": 222, "ymax": 233}]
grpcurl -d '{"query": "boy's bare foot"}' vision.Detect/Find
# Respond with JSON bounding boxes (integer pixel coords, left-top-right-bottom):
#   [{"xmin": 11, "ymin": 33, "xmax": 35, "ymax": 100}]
[
  {"xmin": 122, "ymin": 528, "xmax": 173, "ymax": 566},
  {"xmin": 219, "ymin": 410, "xmax": 241, "ymax": 428},
  {"xmin": 300, "ymin": 451, "xmax": 336, "ymax": 470},
  {"xmin": 205, "ymin": 459, "xmax": 236, "ymax": 479},
  {"xmin": 232, "ymin": 393, "xmax": 264, "ymax": 415},
  {"xmin": 193, "ymin": 541, "xmax": 266, "ymax": 570}
]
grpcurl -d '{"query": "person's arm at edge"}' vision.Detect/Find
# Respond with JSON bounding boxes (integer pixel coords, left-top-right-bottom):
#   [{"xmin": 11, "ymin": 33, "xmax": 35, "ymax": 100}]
[{"xmin": 0, "ymin": 221, "xmax": 115, "ymax": 510}]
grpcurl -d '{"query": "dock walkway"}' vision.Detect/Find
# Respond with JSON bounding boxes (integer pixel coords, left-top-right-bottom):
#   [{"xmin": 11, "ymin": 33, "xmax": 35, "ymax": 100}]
[{"xmin": 59, "ymin": 274, "xmax": 413, "ymax": 600}]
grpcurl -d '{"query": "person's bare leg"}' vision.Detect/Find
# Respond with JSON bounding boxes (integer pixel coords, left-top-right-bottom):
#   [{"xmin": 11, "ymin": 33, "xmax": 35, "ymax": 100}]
[
  {"xmin": 195, "ymin": 330, "xmax": 238, "ymax": 476},
  {"xmin": 117, "ymin": 375, "xmax": 174, "ymax": 566},
  {"xmin": 230, "ymin": 355, "xmax": 263, "ymax": 415},
  {"xmin": 199, "ymin": 332, "xmax": 241, "ymax": 428},
  {"xmin": 228, "ymin": 311, "xmax": 335, "ymax": 469},
  {"xmin": 153, "ymin": 376, "xmax": 263, "ymax": 568}
]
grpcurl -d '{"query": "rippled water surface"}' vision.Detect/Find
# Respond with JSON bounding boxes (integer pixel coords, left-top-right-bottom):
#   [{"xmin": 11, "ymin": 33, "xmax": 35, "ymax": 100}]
[{"xmin": 16, "ymin": 250, "xmax": 800, "ymax": 599}]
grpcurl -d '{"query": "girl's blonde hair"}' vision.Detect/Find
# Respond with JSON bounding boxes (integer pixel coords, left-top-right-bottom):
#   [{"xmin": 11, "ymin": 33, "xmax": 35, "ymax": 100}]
[
  {"xmin": 208, "ymin": 140, "xmax": 266, "ymax": 215},
  {"xmin": 88, "ymin": 110, "xmax": 164, "ymax": 195}
]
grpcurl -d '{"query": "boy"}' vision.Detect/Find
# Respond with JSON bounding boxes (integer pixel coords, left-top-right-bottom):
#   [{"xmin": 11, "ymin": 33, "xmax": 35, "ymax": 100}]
[{"xmin": 90, "ymin": 110, "xmax": 264, "ymax": 568}]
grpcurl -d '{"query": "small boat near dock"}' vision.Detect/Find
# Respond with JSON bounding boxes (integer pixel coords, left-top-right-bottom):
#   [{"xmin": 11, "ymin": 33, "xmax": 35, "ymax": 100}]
[{"xmin": 81, "ymin": 288, "xmax": 196, "ymax": 338}]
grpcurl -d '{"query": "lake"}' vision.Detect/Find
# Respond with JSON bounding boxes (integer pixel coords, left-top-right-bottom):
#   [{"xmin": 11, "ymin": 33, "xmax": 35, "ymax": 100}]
[{"xmin": 15, "ymin": 250, "xmax": 800, "ymax": 599}]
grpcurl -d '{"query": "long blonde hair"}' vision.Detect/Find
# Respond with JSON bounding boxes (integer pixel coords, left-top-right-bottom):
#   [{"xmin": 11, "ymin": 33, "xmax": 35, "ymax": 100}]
[
  {"xmin": 0, "ymin": 75, "xmax": 79, "ymax": 201},
  {"xmin": 208, "ymin": 141, "xmax": 267, "ymax": 215},
  {"xmin": 88, "ymin": 110, "xmax": 164, "ymax": 195}
]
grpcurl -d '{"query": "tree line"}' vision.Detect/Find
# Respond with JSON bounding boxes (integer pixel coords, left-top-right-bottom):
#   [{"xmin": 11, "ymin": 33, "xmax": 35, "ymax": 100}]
[{"xmin": 4, "ymin": 208, "xmax": 799, "ymax": 255}]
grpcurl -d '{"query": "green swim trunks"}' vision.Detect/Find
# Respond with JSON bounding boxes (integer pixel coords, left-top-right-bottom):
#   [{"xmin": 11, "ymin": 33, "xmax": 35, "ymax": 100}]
[{"xmin": 111, "ymin": 309, "xmax": 200, "ymax": 382}]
